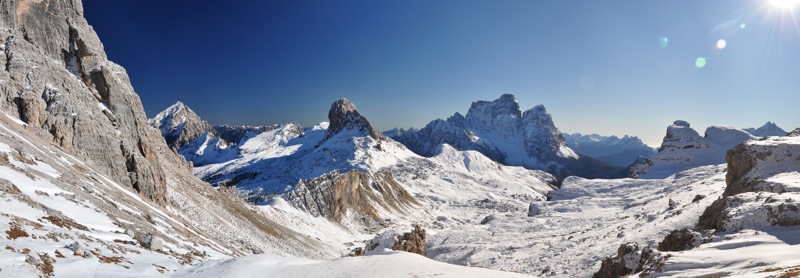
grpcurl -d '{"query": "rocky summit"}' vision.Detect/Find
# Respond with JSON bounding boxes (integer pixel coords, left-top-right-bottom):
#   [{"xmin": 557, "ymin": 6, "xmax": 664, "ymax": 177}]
[
  {"xmin": 149, "ymin": 101, "xmax": 215, "ymax": 150},
  {"xmin": 387, "ymin": 94, "xmax": 623, "ymax": 178},
  {"xmin": 325, "ymin": 98, "xmax": 379, "ymax": 140}
]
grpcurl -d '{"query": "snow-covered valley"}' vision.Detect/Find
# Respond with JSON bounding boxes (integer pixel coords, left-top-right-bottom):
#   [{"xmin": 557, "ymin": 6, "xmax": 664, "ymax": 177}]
[{"xmin": 2, "ymin": 0, "xmax": 800, "ymax": 277}]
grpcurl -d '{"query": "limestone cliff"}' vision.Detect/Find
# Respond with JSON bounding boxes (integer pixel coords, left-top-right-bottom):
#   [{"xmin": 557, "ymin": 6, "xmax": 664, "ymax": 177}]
[{"xmin": 0, "ymin": 0, "xmax": 330, "ymax": 260}]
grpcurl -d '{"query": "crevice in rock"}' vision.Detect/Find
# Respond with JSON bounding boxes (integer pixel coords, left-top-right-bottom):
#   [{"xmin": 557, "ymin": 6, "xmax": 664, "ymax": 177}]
[
  {"xmin": 120, "ymin": 142, "xmax": 141, "ymax": 193},
  {"xmin": 3, "ymin": 35, "xmax": 14, "ymax": 72}
]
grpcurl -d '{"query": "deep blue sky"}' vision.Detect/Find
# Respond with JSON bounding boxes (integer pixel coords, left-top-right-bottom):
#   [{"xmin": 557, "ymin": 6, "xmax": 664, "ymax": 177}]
[{"xmin": 83, "ymin": 0, "xmax": 800, "ymax": 146}]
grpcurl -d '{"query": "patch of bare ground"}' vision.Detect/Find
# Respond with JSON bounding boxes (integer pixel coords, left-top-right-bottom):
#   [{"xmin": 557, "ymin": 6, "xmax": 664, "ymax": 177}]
[
  {"xmin": 761, "ymin": 265, "xmax": 800, "ymax": 278},
  {"xmin": 36, "ymin": 253, "xmax": 55, "ymax": 277},
  {"xmin": 41, "ymin": 215, "xmax": 88, "ymax": 231},
  {"xmin": 6, "ymin": 224, "xmax": 29, "ymax": 239}
]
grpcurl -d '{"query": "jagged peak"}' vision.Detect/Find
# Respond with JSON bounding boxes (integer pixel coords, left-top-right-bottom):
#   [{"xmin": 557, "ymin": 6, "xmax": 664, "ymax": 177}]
[
  {"xmin": 522, "ymin": 104, "xmax": 550, "ymax": 118},
  {"xmin": 328, "ymin": 98, "xmax": 358, "ymax": 120},
  {"xmin": 150, "ymin": 101, "xmax": 193, "ymax": 127},
  {"xmin": 324, "ymin": 98, "xmax": 378, "ymax": 140},
  {"xmin": 467, "ymin": 94, "xmax": 522, "ymax": 118},
  {"xmin": 149, "ymin": 101, "xmax": 215, "ymax": 149}
]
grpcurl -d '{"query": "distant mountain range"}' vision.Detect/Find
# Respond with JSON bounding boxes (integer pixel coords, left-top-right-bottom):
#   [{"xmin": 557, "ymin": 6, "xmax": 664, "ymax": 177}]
[
  {"xmin": 744, "ymin": 121, "xmax": 787, "ymax": 137},
  {"xmin": 563, "ymin": 133, "xmax": 655, "ymax": 167}
]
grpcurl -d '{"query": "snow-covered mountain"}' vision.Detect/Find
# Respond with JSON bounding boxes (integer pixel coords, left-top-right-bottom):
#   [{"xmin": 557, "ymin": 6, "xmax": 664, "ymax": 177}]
[
  {"xmin": 744, "ymin": 121, "xmax": 787, "ymax": 137},
  {"xmin": 563, "ymin": 133, "xmax": 656, "ymax": 167},
  {"xmin": 148, "ymin": 101, "xmax": 216, "ymax": 150},
  {"xmin": 155, "ymin": 98, "xmax": 557, "ymax": 254},
  {"xmin": 629, "ymin": 120, "xmax": 756, "ymax": 179},
  {"xmin": 387, "ymin": 94, "xmax": 624, "ymax": 179},
  {"xmin": 10, "ymin": 0, "xmax": 800, "ymax": 277}
]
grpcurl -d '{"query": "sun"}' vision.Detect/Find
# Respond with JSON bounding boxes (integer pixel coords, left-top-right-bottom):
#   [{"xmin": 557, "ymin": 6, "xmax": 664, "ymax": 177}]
[{"xmin": 769, "ymin": 0, "xmax": 800, "ymax": 9}]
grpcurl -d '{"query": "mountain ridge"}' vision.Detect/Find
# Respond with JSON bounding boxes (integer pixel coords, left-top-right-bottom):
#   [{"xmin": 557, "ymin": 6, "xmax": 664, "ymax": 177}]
[
  {"xmin": 564, "ymin": 133, "xmax": 656, "ymax": 167},
  {"xmin": 387, "ymin": 94, "xmax": 623, "ymax": 179}
]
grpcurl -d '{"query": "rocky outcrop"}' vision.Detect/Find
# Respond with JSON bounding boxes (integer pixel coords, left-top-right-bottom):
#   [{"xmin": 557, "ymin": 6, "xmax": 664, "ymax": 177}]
[
  {"xmin": 285, "ymin": 170, "xmax": 418, "ymax": 225},
  {"xmin": 744, "ymin": 121, "xmax": 787, "ymax": 137},
  {"xmin": 788, "ymin": 128, "xmax": 800, "ymax": 137},
  {"xmin": 324, "ymin": 98, "xmax": 378, "ymax": 141},
  {"xmin": 630, "ymin": 121, "xmax": 756, "ymax": 179},
  {"xmin": 149, "ymin": 101, "xmax": 215, "ymax": 150},
  {"xmin": 593, "ymin": 243, "xmax": 663, "ymax": 278},
  {"xmin": 388, "ymin": 94, "xmax": 622, "ymax": 178},
  {"xmin": 657, "ymin": 228, "xmax": 702, "ymax": 251},
  {"xmin": 392, "ymin": 224, "xmax": 426, "ymax": 255},
  {"xmin": 697, "ymin": 136, "xmax": 800, "ymax": 232}
]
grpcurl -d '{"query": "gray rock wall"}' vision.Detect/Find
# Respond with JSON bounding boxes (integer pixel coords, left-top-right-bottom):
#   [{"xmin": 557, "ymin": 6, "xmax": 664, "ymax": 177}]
[{"xmin": 0, "ymin": 0, "xmax": 178, "ymax": 203}]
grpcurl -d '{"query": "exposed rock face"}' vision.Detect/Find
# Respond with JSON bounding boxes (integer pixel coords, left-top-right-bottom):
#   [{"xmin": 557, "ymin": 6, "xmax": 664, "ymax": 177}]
[
  {"xmin": 744, "ymin": 121, "xmax": 787, "ymax": 137},
  {"xmin": 149, "ymin": 101, "xmax": 215, "ymax": 150},
  {"xmin": 392, "ymin": 224, "xmax": 426, "ymax": 255},
  {"xmin": 285, "ymin": 170, "xmax": 418, "ymax": 225},
  {"xmin": 697, "ymin": 136, "xmax": 800, "ymax": 232},
  {"xmin": 564, "ymin": 133, "xmax": 655, "ymax": 167},
  {"xmin": 593, "ymin": 243, "xmax": 663, "ymax": 278},
  {"xmin": 788, "ymin": 128, "xmax": 800, "ymax": 137},
  {"xmin": 324, "ymin": 98, "xmax": 378, "ymax": 141},
  {"xmin": 0, "ymin": 0, "xmax": 333, "ymax": 260},
  {"xmin": 388, "ymin": 94, "xmax": 622, "ymax": 178},
  {"xmin": 0, "ymin": 0, "xmax": 174, "ymax": 203},
  {"xmin": 657, "ymin": 228, "xmax": 701, "ymax": 251},
  {"xmin": 630, "ymin": 121, "xmax": 756, "ymax": 179}
]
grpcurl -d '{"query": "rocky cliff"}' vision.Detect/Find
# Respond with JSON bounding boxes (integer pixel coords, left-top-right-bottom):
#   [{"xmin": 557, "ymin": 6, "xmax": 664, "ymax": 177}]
[
  {"xmin": 697, "ymin": 136, "xmax": 800, "ymax": 231},
  {"xmin": 0, "ymin": 0, "xmax": 331, "ymax": 268},
  {"xmin": 285, "ymin": 170, "xmax": 418, "ymax": 227},
  {"xmin": 1, "ymin": 0, "xmax": 174, "ymax": 202}
]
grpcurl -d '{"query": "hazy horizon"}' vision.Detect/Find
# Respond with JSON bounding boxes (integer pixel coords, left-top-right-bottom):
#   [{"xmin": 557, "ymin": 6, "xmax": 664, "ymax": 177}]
[{"xmin": 83, "ymin": 1, "xmax": 800, "ymax": 146}]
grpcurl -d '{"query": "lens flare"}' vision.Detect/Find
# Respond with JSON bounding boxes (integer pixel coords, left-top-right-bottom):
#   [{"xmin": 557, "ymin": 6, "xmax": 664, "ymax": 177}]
[
  {"xmin": 695, "ymin": 57, "xmax": 707, "ymax": 68},
  {"xmin": 740, "ymin": 23, "xmax": 747, "ymax": 29},
  {"xmin": 658, "ymin": 37, "xmax": 669, "ymax": 48},
  {"xmin": 716, "ymin": 39, "xmax": 727, "ymax": 49}
]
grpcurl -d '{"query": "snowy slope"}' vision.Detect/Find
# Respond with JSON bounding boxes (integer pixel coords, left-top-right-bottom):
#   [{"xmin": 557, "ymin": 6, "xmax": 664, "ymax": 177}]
[
  {"xmin": 564, "ymin": 133, "xmax": 655, "ymax": 167},
  {"xmin": 387, "ymin": 94, "xmax": 623, "ymax": 178},
  {"xmin": 419, "ymin": 164, "xmax": 727, "ymax": 276},
  {"xmin": 0, "ymin": 111, "xmax": 334, "ymax": 277},
  {"xmin": 177, "ymin": 251, "xmax": 535, "ymax": 278},
  {"xmin": 630, "ymin": 121, "xmax": 756, "ymax": 179},
  {"xmin": 590, "ymin": 135, "xmax": 800, "ymax": 277},
  {"xmin": 160, "ymin": 99, "xmax": 558, "ymax": 258}
]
